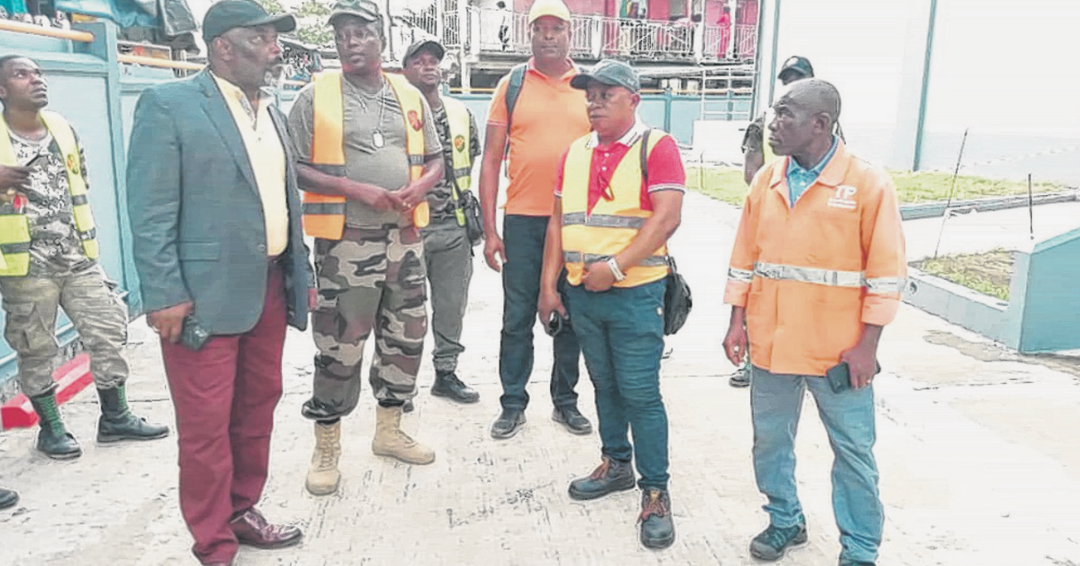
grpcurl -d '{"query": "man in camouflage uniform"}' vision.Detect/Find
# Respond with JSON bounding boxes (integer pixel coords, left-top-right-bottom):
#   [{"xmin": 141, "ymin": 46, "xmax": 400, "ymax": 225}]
[
  {"xmin": 0, "ymin": 56, "xmax": 167, "ymax": 460},
  {"xmin": 288, "ymin": 0, "xmax": 443, "ymax": 496},
  {"xmin": 401, "ymin": 38, "xmax": 481, "ymax": 409}
]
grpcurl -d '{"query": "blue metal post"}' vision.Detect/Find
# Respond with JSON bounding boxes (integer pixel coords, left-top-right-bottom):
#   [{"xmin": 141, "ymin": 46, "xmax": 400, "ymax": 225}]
[
  {"xmin": 912, "ymin": 0, "xmax": 939, "ymax": 171},
  {"xmin": 663, "ymin": 86, "xmax": 673, "ymax": 132}
]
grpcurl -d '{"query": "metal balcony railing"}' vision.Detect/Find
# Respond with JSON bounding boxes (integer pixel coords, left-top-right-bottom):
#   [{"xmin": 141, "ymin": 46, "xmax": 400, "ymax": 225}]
[{"xmin": 702, "ymin": 23, "xmax": 757, "ymax": 61}]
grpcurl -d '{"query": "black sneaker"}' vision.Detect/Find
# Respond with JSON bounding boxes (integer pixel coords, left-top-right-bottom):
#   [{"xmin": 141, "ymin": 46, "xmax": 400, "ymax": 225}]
[
  {"xmin": 568, "ymin": 456, "xmax": 636, "ymax": 501},
  {"xmin": 749, "ymin": 521, "xmax": 808, "ymax": 561},
  {"xmin": 728, "ymin": 366, "xmax": 750, "ymax": 388},
  {"xmin": 490, "ymin": 409, "xmax": 526, "ymax": 440},
  {"xmin": 638, "ymin": 488, "xmax": 675, "ymax": 549},
  {"xmin": 431, "ymin": 371, "xmax": 480, "ymax": 404},
  {"xmin": 552, "ymin": 406, "xmax": 592, "ymax": 435}
]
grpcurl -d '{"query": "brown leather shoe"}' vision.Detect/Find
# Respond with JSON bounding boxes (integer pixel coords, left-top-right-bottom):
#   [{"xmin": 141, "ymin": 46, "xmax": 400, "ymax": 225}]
[{"xmin": 228, "ymin": 508, "xmax": 303, "ymax": 549}]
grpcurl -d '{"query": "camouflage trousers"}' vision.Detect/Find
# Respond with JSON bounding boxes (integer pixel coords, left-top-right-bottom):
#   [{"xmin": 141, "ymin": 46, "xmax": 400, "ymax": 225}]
[
  {"xmin": 302, "ymin": 226, "xmax": 428, "ymax": 421},
  {"xmin": 0, "ymin": 266, "xmax": 128, "ymax": 398}
]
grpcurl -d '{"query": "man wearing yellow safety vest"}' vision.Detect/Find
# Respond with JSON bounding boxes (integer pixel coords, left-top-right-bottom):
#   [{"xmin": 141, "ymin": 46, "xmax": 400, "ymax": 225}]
[
  {"xmin": 728, "ymin": 55, "xmax": 815, "ymax": 389},
  {"xmin": 539, "ymin": 60, "xmax": 685, "ymax": 550},
  {"xmin": 723, "ymin": 79, "xmax": 905, "ymax": 566},
  {"xmin": 287, "ymin": 0, "xmax": 444, "ymax": 497},
  {"xmin": 401, "ymin": 38, "xmax": 482, "ymax": 408},
  {"xmin": 0, "ymin": 55, "xmax": 168, "ymax": 460}
]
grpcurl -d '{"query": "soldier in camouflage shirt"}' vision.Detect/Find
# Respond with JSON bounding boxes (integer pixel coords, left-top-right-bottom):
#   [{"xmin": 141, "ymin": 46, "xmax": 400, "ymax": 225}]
[{"xmin": 0, "ymin": 56, "xmax": 168, "ymax": 460}]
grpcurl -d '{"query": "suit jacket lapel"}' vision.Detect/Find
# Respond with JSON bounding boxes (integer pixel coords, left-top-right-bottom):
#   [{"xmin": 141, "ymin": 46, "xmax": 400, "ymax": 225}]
[{"xmin": 196, "ymin": 71, "xmax": 259, "ymax": 192}]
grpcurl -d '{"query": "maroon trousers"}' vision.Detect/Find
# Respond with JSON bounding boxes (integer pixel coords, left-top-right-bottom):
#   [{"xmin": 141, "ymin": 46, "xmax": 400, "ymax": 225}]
[{"xmin": 161, "ymin": 263, "xmax": 287, "ymax": 564}]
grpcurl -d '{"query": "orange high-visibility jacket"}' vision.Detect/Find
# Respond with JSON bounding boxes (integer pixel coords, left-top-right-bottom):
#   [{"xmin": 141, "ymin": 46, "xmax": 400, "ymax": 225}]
[{"xmin": 723, "ymin": 141, "xmax": 907, "ymax": 377}]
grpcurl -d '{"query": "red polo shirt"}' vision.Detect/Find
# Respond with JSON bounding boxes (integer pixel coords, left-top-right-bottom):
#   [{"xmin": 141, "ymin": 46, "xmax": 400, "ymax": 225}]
[{"xmin": 555, "ymin": 122, "xmax": 686, "ymax": 214}]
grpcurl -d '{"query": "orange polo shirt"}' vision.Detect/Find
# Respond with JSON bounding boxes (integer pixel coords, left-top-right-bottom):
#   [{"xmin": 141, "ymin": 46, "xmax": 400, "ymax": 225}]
[{"xmin": 487, "ymin": 59, "xmax": 590, "ymax": 217}]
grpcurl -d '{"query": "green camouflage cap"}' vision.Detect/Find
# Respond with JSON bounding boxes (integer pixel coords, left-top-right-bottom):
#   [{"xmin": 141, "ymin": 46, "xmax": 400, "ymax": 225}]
[
  {"xmin": 328, "ymin": 0, "xmax": 381, "ymax": 26},
  {"xmin": 570, "ymin": 59, "xmax": 640, "ymax": 93}
]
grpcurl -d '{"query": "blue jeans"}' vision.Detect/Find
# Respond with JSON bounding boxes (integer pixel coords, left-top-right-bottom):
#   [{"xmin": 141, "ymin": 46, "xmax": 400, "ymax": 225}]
[
  {"xmin": 750, "ymin": 366, "xmax": 883, "ymax": 563},
  {"xmin": 565, "ymin": 280, "xmax": 669, "ymax": 490},
  {"xmin": 498, "ymin": 215, "xmax": 581, "ymax": 411}
]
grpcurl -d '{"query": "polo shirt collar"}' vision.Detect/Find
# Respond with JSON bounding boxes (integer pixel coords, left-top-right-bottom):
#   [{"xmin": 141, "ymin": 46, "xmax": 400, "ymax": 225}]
[
  {"xmin": 769, "ymin": 138, "xmax": 850, "ymax": 189},
  {"xmin": 586, "ymin": 119, "xmax": 647, "ymax": 150}
]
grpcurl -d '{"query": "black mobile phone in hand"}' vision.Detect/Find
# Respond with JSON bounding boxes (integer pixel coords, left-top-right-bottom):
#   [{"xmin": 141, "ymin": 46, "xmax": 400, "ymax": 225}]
[
  {"xmin": 545, "ymin": 311, "xmax": 568, "ymax": 337},
  {"xmin": 825, "ymin": 361, "xmax": 882, "ymax": 393},
  {"xmin": 180, "ymin": 314, "xmax": 211, "ymax": 351}
]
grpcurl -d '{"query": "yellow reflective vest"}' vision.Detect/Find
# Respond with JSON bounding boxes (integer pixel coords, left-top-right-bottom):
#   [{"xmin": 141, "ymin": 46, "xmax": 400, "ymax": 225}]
[
  {"xmin": 304, "ymin": 71, "xmax": 429, "ymax": 239},
  {"xmin": 0, "ymin": 111, "xmax": 98, "ymax": 277},
  {"xmin": 441, "ymin": 95, "xmax": 473, "ymax": 226},
  {"xmin": 560, "ymin": 130, "xmax": 670, "ymax": 288}
]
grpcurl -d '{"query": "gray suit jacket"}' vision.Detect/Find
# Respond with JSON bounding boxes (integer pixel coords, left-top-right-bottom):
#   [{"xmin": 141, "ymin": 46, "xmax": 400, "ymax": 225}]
[{"xmin": 126, "ymin": 71, "xmax": 313, "ymax": 334}]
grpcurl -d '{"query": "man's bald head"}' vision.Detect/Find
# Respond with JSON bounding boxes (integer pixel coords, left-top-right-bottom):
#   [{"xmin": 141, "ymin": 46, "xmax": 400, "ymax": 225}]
[{"xmin": 767, "ymin": 78, "xmax": 842, "ymax": 159}]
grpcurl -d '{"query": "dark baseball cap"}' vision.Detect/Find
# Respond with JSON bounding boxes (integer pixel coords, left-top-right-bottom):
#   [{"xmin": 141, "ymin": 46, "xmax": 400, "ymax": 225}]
[
  {"xmin": 778, "ymin": 56, "xmax": 814, "ymax": 81},
  {"xmin": 402, "ymin": 39, "xmax": 445, "ymax": 66},
  {"xmin": 328, "ymin": 0, "xmax": 381, "ymax": 26},
  {"xmin": 202, "ymin": 0, "xmax": 296, "ymax": 44},
  {"xmin": 570, "ymin": 59, "xmax": 640, "ymax": 93}
]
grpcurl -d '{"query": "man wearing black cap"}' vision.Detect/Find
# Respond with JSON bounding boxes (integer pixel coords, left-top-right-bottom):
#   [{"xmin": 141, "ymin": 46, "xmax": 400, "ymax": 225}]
[
  {"xmin": 402, "ymin": 38, "xmax": 483, "ymax": 408},
  {"xmin": 126, "ymin": 1, "xmax": 313, "ymax": 563},
  {"xmin": 539, "ymin": 59, "xmax": 685, "ymax": 550},
  {"xmin": 728, "ymin": 54, "xmax": 815, "ymax": 389}
]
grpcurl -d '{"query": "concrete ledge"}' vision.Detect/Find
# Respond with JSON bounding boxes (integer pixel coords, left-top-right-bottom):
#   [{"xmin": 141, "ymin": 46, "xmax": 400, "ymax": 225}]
[
  {"xmin": 903, "ymin": 268, "xmax": 1010, "ymax": 341},
  {"xmin": 900, "ymin": 190, "xmax": 1078, "ymax": 220}
]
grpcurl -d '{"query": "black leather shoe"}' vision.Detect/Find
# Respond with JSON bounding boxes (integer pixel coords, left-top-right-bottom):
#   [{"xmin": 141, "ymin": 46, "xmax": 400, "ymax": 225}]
[
  {"xmin": 0, "ymin": 487, "xmax": 18, "ymax": 510},
  {"xmin": 490, "ymin": 409, "xmax": 526, "ymax": 440},
  {"xmin": 639, "ymin": 488, "xmax": 676, "ymax": 550},
  {"xmin": 568, "ymin": 456, "xmax": 636, "ymax": 501},
  {"xmin": 431, "ymin": 371, "xmax": 480, "ymax": 404},
  {"xmin": 552, "ymin": 406, "xmax": 592, "ymax": 435},
  {"xmin": 30, "ymin": 393, "xmax": 82, "ymax": 460}
]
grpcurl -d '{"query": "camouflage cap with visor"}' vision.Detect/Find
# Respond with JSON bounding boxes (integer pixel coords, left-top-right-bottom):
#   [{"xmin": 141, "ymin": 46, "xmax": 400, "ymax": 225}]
[{"xmin": 328, "ymin": 0, "xmax": 381, "ymax": 26}]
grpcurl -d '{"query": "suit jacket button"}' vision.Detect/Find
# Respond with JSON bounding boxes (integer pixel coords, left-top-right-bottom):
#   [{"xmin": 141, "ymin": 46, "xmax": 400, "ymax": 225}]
[{"xmin": 258, "ymin": 244, "xmax": 267, "ymax": 253}]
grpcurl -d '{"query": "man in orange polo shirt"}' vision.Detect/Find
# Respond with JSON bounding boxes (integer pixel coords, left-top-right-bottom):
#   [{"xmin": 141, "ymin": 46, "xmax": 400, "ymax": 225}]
[
  {"xmin": 722, "ymin": 79, "xmax": 905, "ymax": 566},
  {"xmin": 478, "ymin": 0, "xmax": 592, "ymax": 440}
]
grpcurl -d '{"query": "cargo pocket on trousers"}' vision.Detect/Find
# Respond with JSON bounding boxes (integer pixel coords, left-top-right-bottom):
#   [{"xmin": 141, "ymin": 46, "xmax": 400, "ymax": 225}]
[{"xmin": 2, "ymin": 300, "xmax": 57, "ymax": 354}]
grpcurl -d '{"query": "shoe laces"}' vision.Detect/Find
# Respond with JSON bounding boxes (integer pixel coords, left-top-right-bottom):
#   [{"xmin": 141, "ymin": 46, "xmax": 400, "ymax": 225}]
[
  {"xmin": 588, "ymin": 457, "xmax": 613, "ymax": 480},
  {"xmin": 441, "ymin": 372, "xmax": 466, "ymax": 389},
  {"xmin": 638, "ymin": 489, "xmax": 668, "ymax": 523},
  {"xmin": 760, "ymin": 524, "xmax": 801, "ymax": 548}
]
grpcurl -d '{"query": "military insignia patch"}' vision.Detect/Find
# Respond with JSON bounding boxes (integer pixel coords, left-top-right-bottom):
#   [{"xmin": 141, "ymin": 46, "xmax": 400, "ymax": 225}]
[
  {"xmin": 407, "ymin": 110, "xmax": 422, "ymax": 131},
  {"xmin": 453, "ymin": 135, "xmax": 465, "ymax": 152},
  {"xmin": 65, "ymin": 154, "xmax": 78, "ymax": 175}
]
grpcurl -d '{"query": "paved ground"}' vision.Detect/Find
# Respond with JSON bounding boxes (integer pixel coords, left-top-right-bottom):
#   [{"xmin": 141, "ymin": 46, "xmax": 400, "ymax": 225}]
[{"xmin": 2, "ymin": 192, "xmax": 1079, "ymax": 566}]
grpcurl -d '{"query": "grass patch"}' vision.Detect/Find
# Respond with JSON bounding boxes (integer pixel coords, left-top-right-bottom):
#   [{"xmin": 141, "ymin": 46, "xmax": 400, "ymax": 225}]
[
  {"xmin": 911, "ymin": 248, "xmax": 1014, "ymax": 302},
  {"xmin": 687, "ymin": 166, "xmax": 1065, "ymax": 207}
]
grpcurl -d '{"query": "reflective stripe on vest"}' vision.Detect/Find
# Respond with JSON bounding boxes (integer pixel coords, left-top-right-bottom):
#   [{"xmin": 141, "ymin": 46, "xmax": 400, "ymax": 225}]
[
  {"xmin": 442, "ymin": 96, "xmax": 472, "ymax": 226},
  {"xmin": 0, "ymin": 111, "xmax": 97, "ymax": 277},
  {"xmin": 305, "ymin": 71, "xmax": 429, "ymax": 240},
  {"xmin": 753, "ymin": 261, "xmax": 905, "ymax": 295},
  {"xmin": 560, "ymin": 130, "xmax": 670, "ymax": 288}
]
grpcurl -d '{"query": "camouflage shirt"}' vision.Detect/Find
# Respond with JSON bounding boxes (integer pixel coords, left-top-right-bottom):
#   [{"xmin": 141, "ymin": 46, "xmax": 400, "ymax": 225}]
[
  {"xmin": 8, "ymin": 131, "xmax": 96, "ymax": 276},
  {"xmin": 428, "ymin": 101, "xmax": 481, "ymax": 219}
]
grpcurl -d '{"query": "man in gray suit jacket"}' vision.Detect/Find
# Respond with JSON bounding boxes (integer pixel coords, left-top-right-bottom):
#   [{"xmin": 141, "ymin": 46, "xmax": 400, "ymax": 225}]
[{"xmin": 125, "ymin": 2, "xmax": 314, "ymax": 564}]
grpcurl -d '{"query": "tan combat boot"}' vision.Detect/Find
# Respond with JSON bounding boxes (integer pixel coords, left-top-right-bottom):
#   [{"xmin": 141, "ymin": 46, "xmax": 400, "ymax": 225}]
[
  {"xmin": 371, "ymin": 405, "xmax": 435, "ymax": 465},
  {"xmin": 306, "ymin": 421, "xmax": 342, "ymax": 495}
]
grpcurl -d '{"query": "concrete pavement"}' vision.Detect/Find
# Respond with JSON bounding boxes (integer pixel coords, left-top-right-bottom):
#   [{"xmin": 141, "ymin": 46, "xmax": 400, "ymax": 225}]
[{"xmin": 1, "ymin": 191, "xmax": 1079, "ymax": 566}]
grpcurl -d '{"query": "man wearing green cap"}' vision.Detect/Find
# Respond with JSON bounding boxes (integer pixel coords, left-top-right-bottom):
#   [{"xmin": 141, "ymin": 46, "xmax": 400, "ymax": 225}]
[
  {"xmin": 288, "ymin": 0, "xmax": 444, "ymax": 497},
  {"xmin": 401, "ymin": 38, "xmax": 482, "ymax": 407},
  {"xmin": 539, "ymin": 59, "xmax": 685, "ymax": 550},
  {"xmin": 127, "ymin": 1, "xmax": 312, "ymax": 563}
]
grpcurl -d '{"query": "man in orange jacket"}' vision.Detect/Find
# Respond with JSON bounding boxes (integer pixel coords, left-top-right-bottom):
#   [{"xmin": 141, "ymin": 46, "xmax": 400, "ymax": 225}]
[{"xmin": 722, "ymin": 79, "xmax": 906, "ymax": 566}]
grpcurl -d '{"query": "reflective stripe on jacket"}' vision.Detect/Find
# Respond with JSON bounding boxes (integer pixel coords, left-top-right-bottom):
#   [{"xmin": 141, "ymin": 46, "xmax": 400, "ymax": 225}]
[
  {"xmin": 304, "ymin": 71, "xmax": 428, "ymax": 239},
  {"xmin": 442, "ymin": 95, "xmax": 472, "ymax": 226},
  {"xmin": 560, "ymin": 131, "xmax": 669, "ymax": 288},
  {"xmin": 0, "ymin": 111, "xmax": 97, "ymax": 277},
  {"xmin": 724, "ymin": 140, "xmax": 907, "ymax": 376}
]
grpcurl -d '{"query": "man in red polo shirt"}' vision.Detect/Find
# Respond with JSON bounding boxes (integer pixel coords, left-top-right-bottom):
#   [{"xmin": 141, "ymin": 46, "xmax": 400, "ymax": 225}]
[
  {"xmin": 539, "ymin": 59, "xmax": 685, "ymax": 550},
  {"xmin": 478, "ymin": 0, "xmax": 593, "ymax": 440}
]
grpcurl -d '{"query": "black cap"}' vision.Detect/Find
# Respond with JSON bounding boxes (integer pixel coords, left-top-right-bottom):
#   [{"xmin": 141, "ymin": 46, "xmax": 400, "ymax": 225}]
[
  {"xmin": 202, "ymin": 0, "xmax": 296, "ymax": 44},
  {"xmin": 402, "ymin": 39, "xmax": 445, "ymax": 66},
  {"xmin": 570, "ymin": 59, "xmax": 640, "ymax": 93},
  {"xmin": 778, "ymin": 55, "xmax": 814, "ymax": 81}
]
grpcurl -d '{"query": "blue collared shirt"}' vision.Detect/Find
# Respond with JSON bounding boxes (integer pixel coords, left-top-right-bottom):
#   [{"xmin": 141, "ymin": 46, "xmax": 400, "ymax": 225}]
[{"xmin": 786, "ymin": 136, "xmax": 839, "ymax": 207}]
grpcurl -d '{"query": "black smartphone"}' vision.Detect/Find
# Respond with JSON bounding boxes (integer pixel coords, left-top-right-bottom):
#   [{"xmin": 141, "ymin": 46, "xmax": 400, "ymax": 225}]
[
  {"xmin": 545, "ymin": 311, "xmax": 567, "ymax": 337},
  {"xmin": 825, "ymin": 361, "xmax": 883, "ymax": 393},
  {"xmin": 180, "ymin": 314, "xmax": 211, "ymax": 351}
]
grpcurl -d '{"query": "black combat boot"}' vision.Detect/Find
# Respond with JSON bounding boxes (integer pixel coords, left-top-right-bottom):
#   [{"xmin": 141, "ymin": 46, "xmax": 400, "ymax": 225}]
[
  {"xmin": 97, "ymin": 385, "xmax": 170, "ymax": 443},
  {"xmin": 568, "ymin": 456, "xmax": 636, "ymax": 501},
  {"xmin": 431, "ymin": 370, "xmax": 480, "ymax": 404},
  {"xmin": 29, "ymin": 392, "xmax": 82, "ymax": 460}
]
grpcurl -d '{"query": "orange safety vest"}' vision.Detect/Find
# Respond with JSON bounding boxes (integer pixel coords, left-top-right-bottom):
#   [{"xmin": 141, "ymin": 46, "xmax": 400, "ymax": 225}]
[
  {"xmin": 560, "ymin": 130, "xmax": 670, "ymax": 288},
  {"xmin": 304, "ymin": 71, "xmax": 428, "ymax": 239},
  {"xmin": 723, "ymin": 141, "xmax": 907, "ymax": 376}
]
